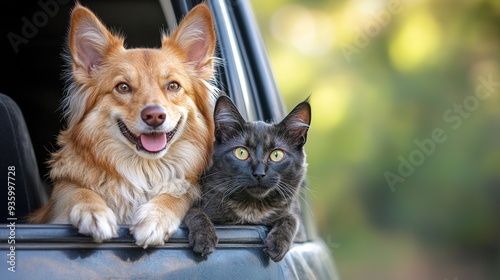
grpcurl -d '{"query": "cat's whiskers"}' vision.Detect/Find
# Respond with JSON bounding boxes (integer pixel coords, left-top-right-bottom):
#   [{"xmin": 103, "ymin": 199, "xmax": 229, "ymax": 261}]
[
  {"xmin": 220, "ymin": 182, "xmax": 247, "ymax": 206},
  {"xmin": 199, "ymin": 177, "xmax": 240, "ymax": 210},
  {"xmin": 302, "ymin": 176, "xmax": 320, "ymax": 199},
  {"xmin": 200, "ymin": 170, "xmax": 226, "ymax": 180},
  {"xmin": 203, "ymin": 176, "xmax": 248, "ymax": 208},
  {"xmin": 297, "ymin": 187, "xmax": 314, "ymax": 216},
  {"xmin": 274, "ymin": 183, "xmax": 290, "ymax": 203},
  {"xmin": 276, "ymin": 181, "xmax": 296, "ymax": 201},
  {"xmin": 201, "ymin": 192, "xmax": 221, "ymax": 211}
]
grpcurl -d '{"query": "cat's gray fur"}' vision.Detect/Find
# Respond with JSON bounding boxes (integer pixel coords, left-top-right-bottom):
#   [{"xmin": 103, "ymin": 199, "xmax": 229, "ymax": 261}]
[{"xmin": 184, "ymin": 95, "xmax": 311, "ymax": 262}]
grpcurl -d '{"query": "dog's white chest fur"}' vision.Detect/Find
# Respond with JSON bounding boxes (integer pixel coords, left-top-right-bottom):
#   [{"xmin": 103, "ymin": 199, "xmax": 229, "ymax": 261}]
[{"xmin": 108, "ymin": 160, "xmax": 192, "ymax": 223}]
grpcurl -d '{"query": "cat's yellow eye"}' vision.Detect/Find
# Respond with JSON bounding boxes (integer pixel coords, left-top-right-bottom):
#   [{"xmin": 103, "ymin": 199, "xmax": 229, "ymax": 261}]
[
  {"xmin": 234, "ymin": 147, "xmax": 249, "ymax": 160},
  {"xmin": 269, "ymin": 149, "xmax": 285, "ymax": 162}
]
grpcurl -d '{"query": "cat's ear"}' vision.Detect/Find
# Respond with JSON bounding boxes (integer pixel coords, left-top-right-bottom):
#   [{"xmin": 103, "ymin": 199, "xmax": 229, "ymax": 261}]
[
  {"xmin": 214, "ymin": 96, "xmax": 246, "ymax": 142},
  {"xmin": 279, "ymin": 99, "xmax": 311, "ymax": 148}
]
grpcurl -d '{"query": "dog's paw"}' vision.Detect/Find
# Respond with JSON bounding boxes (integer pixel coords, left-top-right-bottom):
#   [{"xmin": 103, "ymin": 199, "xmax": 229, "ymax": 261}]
[
  {"xmin": 263, "ymin": 231, "xmax": 293, "ymax": 262},
  {"xmin": 130, "ymin": 202, "xmax": 180, "ymax": 249},
  {"xmin": 189, "ymin": 227, "xmax": 218, "ymax": 258},
  {"xmin": 69, "ymin": 203, "xmax": 119, "ymax": 243}
]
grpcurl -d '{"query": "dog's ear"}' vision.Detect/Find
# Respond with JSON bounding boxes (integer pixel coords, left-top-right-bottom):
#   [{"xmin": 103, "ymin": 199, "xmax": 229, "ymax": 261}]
[
  {"xmin": 214, "ymin": 96, "xmax": 246, "ymax": 143},
  {"xmin": 165, "ymin": 4, "xmax": 216, "ymax": 80},
  {"xmin": 69, "ymin": 4, "xmax": 123, "ymax": 79}
]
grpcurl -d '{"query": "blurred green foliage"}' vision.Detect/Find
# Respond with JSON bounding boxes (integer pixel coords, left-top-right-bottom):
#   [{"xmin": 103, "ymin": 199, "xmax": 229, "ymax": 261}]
[{"xmin": 251, "ymin": 0, "xmax": 500, "ymax": 279}]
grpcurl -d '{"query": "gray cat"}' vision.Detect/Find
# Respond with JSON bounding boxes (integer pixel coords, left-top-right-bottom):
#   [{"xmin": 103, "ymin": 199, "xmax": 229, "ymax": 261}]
[{"xmin": 184, "ymin": 95, "xmax": 311, "ymax": 262}]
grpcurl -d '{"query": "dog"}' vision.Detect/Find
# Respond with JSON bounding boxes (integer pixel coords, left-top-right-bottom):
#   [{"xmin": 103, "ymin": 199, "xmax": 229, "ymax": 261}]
[{"xmin": 28, "ymin": 3, "xmax": 217, "ymax": 248}]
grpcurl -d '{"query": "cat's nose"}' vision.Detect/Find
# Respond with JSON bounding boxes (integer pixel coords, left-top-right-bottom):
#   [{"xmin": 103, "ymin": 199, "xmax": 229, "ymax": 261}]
[
  {"xmin": 253, "ymin": 164, "xmax": 266, "ymax": 180},
  {"xmin": 253, "ymin": 172, "xmax": 265, "ymax": 180}
]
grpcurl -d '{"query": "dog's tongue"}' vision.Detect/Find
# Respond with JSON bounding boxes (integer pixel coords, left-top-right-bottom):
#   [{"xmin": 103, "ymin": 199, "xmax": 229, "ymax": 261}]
[{"xmin": 140, "ymin": 133, "xmax": 167, "ymax": 152}]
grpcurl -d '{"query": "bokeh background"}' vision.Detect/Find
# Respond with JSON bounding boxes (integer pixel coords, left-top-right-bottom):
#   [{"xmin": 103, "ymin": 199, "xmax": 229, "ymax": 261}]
[{"xmin": 250, "ymin": 0, "xmax": 500, "ymax": 279}]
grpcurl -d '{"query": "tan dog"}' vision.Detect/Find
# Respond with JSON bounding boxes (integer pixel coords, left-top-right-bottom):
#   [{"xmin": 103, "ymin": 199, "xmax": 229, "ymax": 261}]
[{"xmin": 29, "ymin": 3, "xmax": 217, "ymax": 248}]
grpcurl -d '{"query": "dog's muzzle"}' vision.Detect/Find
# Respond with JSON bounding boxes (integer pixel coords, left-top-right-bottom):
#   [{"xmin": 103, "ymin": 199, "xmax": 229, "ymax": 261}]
[{"xmin": 117, "ymin": 119, "xmax": 180, "ymax": 153}]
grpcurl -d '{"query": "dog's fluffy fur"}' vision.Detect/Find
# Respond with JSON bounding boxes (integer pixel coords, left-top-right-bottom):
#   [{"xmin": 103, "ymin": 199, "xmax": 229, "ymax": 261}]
[{"xmin": 29, "ymin": 3, "xmax": 217, "ymax": 248}]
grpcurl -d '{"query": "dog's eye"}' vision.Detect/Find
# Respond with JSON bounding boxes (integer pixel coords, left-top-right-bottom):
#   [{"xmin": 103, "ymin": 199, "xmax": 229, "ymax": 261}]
[
  {"xmin": 167, "ymin": 82, "xmax": 181, "ymax": 92},
  {"xmin": 115, "ymin": 83, "xmax": 132, "ymax": 93}
]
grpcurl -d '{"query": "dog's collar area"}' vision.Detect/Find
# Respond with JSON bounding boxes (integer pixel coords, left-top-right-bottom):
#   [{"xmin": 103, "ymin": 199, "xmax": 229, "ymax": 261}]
[{"xmin": 117, "ymin": 119, "xmax": 180, "ymax": 153}]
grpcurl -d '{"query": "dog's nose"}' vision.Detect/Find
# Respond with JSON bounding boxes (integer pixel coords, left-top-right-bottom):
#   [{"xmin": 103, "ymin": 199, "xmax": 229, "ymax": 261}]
[{"xmin": 141, "ymin": 106, "xmax": 166, "ymax": 128}]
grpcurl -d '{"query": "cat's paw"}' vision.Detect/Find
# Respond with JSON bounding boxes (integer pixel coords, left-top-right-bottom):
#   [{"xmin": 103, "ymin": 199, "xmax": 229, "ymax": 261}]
[
  {"xmin": 130, "ymin": 201, "xmax": 180, "ymax": 249},
  {"xmin": 189, "ymin": 227, "xmax": 218, "ymax": 258},
  {"xmin": 264, "ymin": 231, "xmax": 293, "ymax": 262},
  {"xmin": 69, "ymin": 203, "xmax": 119, "ymax": 243}
]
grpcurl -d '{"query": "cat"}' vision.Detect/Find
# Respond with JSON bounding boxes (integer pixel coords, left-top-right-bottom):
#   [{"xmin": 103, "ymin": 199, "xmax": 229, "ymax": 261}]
[{"xmin": 184, "ymin": 95, "xmax": 311, "ymax": 262}]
